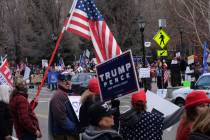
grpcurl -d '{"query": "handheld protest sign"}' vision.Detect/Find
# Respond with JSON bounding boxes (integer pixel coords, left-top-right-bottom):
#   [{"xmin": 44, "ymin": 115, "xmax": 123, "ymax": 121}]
[
  {"xmin": 96, "ymin": 50, "xmax": 139, "ymax": 101},
  {"xmin": 68, "ymin": 96, "xmax": 81, "ymax": 120}
]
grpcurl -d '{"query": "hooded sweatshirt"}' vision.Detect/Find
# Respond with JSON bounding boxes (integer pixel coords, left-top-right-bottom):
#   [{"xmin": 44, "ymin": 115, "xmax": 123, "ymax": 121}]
[{"xmin": 82, "ymin": 126, "xmax": 122, "ymax": 140}]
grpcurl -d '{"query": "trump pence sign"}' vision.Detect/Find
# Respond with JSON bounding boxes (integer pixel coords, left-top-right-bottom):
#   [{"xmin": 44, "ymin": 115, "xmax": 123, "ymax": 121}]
[{"xmin": 96, "ymin": 50, "xmax": 139, "ymax": 101}]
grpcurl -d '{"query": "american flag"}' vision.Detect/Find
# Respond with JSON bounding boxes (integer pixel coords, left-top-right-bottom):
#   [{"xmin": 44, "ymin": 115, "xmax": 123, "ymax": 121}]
[
  {"xmin": 65, "ymin": 0, "xmax": 121, "ymax": 63},
  {"xmin": 0, "ymin": 59, "xmax": 13, "ymax": 87},
  {"xmin": 164, "ymin": 70, "xmax": 169, "ymax": 83}
]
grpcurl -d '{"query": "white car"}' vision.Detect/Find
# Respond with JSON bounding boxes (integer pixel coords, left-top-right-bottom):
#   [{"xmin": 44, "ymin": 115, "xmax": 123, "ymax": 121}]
[{"xmin": 171, "ymin": 73, "xmax": 210, "ymax": 106}]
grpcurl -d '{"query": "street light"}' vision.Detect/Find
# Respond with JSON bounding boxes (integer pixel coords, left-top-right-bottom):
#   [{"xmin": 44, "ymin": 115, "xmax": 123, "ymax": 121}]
[
  {"xmin": 137, "ymin": 16, "xmax": 146, "ymax": 67},
  {"xmin": 136, "ymin": 16, "xmax": 147, "ymax": 90},
  {"xmin": 178, "ymin": 25, "xmax": 184, "ymax": 56}
]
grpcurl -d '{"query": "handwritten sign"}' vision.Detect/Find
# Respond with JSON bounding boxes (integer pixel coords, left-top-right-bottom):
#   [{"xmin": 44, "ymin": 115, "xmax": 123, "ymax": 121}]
[{"xmin": 139, "ymin": 68, "xmax": 150, "ymax": 78}]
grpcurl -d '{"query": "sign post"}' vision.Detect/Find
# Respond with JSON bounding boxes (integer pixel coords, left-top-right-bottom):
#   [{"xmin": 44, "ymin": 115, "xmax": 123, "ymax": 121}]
[{"xmin": 96, "ymin": 50, "xmax": 139, "ymax": 101}]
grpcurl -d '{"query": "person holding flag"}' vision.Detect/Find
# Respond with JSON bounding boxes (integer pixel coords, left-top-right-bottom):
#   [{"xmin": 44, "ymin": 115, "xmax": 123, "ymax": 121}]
[{"xmin": 31, "ymin": 0, "xmax": 122, "ymax": 110}]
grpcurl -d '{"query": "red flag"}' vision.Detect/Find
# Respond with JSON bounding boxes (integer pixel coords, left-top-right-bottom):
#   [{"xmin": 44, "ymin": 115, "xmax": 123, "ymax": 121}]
[
  {"xmin": 65, "ymin": 0, "xmax": 122, "ymax": 63},
  {"xmin": 0, "ymin": 59, "xmax": 13, "ymax": 87}
]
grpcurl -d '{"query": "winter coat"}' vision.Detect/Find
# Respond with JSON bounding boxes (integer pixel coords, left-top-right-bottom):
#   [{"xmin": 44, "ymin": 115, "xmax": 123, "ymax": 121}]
[
  {"xmin": 188, "ymin": 132, "xmax": 210, "ymax": 140},
  {"xmin": 120, "ymin": 109, "xmax": 164, "ymax": 140},
  {"xmin": 120, "ymin": 107, "xmax": 184, "ymax": 140},
  {"xmin": 9, "ymin": 92, "xmax": 40, "ymax": 139},
  {"xmin": 82, "ymin": 126, "xmax": 123, "ymax": 140},
  {"xmin": 0, "ymin": 101, "xmax": 13, "ymax": 140},
  {"xmin": 49, "ymin": 88, "xmax": 79, "ymax": 136}
]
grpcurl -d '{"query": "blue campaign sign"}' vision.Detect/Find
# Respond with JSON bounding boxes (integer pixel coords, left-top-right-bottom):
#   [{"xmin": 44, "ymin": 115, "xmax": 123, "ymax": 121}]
[
  {"xmin": 48, "ymin": 71, "xmax": 58, "ymax": 84},
  {"xmin": 96, "ymin": 50, "xmax": 139, "ymax": 101}
]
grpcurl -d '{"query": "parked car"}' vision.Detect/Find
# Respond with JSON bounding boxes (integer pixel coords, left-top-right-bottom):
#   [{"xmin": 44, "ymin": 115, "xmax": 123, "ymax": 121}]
[
  {"xmin": 171, "ymin": 73, "xmax": 210, "ymax": 106},
  {"xmin": 71, "ymin": 73, "xmax": 96, "ymax": 94}
]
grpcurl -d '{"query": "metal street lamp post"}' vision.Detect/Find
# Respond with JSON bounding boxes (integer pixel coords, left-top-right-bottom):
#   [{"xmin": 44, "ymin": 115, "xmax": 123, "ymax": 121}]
[
  {"xmin": 137, "ymin": 17, "xmax": 146, "ymax": 90},
  {"xmin": 178, "ymin": 26, "xmax": 184, "ymax": 57}
]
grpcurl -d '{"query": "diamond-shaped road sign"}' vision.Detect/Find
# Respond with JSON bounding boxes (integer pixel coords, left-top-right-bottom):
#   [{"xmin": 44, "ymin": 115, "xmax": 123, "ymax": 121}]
[
  {"xmin": 153, "ymin": 29, "xmax": 170, "ymax": 49},
  {"xmin": 157, "ymin": 50, "xmax": 168, "ymax": 57}
]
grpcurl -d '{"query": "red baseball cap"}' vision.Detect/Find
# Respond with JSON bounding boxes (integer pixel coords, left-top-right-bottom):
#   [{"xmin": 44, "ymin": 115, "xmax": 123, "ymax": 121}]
[
  {"xmin": 88, "ymin": 78, "xmax": 100, "ymax": 94},
  {"xmin": 185, "ymin": 91, "xmax": 210, "ymax": 109},
  {"xmin": 131, "ymin": 90, "xmax": 146, "ymax": 104}
]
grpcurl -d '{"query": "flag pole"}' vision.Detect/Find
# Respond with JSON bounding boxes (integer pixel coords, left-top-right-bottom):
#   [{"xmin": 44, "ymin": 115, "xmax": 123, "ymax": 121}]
[{"xmin": 32, "ymin": 0, "xmax": 78, "ymax": 110}]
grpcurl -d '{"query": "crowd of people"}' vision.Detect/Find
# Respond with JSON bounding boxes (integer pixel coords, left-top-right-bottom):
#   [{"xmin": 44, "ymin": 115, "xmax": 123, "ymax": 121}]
[
  {"xmin": 0, "ymin": 55, "xmax": 209, "ymax": 140},
  {"xmin": 0, "ymin": 70, "xmax": 210, "ymax": 140}
]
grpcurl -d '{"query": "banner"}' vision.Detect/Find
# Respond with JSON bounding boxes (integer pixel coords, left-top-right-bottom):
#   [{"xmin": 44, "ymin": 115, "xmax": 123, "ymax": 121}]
[
  {"xmin": 139, "ymin": 68, "xmax": 150, "ymax": 78},
  {"xmin": 96, "ymin": 50, "xmax": 139, "ymax": 101},
  {"xmin": 23, "ymin": 66, "xmax": 31, "ymax": 81},
  {"xmin": 42, "ymin": 59, "xmax": 48, "ymax": 68},
  {"xmin": 203, "ymin": 41, "xmax": 209, "ymax": 73},
  {"xmin": 48, "ymin": 72, "xmax": 58, "ymax": 84}
]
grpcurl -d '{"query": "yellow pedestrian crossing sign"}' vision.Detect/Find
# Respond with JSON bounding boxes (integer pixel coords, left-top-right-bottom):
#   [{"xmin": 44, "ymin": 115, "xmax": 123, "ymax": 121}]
[
  {"xmin": 153, "ymin": 29, "xmax": 170, "ymax": 49},
  {"xmin": 157, "ymin": 50, "xmax": 168, "ymax": 57}
]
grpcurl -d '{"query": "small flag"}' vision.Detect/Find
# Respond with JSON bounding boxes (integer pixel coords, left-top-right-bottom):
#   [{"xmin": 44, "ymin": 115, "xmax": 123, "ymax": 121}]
[
  {"xmin": 0, "ymin": 59, "xmax": 13, "ymax": 87},
  {"xmin": 58, "ymin": 57, "xmax": 65, "ymax": 70},
  {"xmin": 203, "ymin": 41, "xmax": 209, "ymax": 73},
  {"xmin": 65, "ymin": 0, "xmax": 122, "ymax": 63}
]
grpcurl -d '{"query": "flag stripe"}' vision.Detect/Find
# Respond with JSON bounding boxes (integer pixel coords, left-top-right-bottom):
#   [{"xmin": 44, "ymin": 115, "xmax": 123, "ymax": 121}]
[{"xmin": 70, "ymin": 20, "xmax": 89, "ymax": 31}]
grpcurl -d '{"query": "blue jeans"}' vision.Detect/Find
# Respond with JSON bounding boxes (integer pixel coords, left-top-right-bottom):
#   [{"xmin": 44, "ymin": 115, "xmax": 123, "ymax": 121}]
[{"xmin": 20, "ymin": 134, "xmax": 36, "ymax": 140}]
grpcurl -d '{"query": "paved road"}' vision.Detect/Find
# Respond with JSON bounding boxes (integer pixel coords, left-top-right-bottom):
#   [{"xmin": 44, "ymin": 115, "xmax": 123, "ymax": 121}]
[{"xmin": 27, "ymin": 84, "xmax": 178, "ymax": 140}]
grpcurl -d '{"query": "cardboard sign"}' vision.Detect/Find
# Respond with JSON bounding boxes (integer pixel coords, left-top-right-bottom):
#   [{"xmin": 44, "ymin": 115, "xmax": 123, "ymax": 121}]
[
  {"xmin": 42, "ymin": 59, "xmax": 48, "ymax": 68},
  {"xmin": 157, "ymin": 89, "xmax": 167, "ymax": 98},
  {"xmin": 68, "ymin": 96, "xmax": 81, "ymax": 120},
  {"xmin": 96, "ymin": 50, "xmax": 139, "ymax": 101},
  {"xmin": 188, "ymin": 55, "xmax": 194, "ymax": 65},
  {"xmin": 146, "ymin": 90, "xmax": 180, "ymax": 140},
  {"xmin": 139, "ymin": 68, "xmax": 150, "ymax": 78},
  {"xmin": 23, "ymin": 66, "xmax": 31, "ymax": 80}
]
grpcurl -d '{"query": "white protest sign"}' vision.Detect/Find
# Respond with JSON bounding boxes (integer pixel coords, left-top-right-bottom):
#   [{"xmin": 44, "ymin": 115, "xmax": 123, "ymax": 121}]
[
  {"xmin": 85, "ymin": 49, "xmax": 90, "ymax": 58},
  {"xmin": 157, "ymin": 89, "xmax": 167, "ymax": 98},
  {"xmin": 146, "ymin": 90, "xmax": 179, "ymax": 133},
  {"xmin": 176, "ymin": 52, "xmax": 180, "ymax": 58},
  {"xmin": 139, "ymin": 67, "xmax": 150, "ymax": 78},
  {"xmin": 188, "ymin": 55, "xmax": 194, "ymax": 65},
  {"xmin": 68, "ymin": 96, "xmax": 81, "ymax": 120},
  {"xmin": 42, "ymin": 59, "xmax": 48, "ymax": 68},
  {"xmin": 23, "ymin": 66, "xmax": 31, "ymax": 81}
]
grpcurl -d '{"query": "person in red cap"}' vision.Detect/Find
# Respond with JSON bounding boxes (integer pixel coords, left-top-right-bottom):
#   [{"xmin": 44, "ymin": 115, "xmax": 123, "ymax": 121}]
[
  {"xmin": 176, "ymin": 91, "xmax": 210, "ymax": 140},
  {"xmin": 79, "ymin": 77, "xmax": 101, "ymax": 132},
  {"xmin": 120, "ymin": 90, "xmax": 184, "ymax": 140}
]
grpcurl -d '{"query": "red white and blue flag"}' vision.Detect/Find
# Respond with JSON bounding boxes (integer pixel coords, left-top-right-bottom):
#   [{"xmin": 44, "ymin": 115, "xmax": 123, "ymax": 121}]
[
  {"xmin": 65, "ymin": 0, "xmax": 122, "ymax": 63},
  {"xmin": 0, "ymin": 59, "xmax": 13, "ymax": 87}
]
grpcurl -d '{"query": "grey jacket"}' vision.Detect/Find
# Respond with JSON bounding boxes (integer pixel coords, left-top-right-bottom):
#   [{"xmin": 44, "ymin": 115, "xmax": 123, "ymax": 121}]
[{"xmin": 82, "ymin": 126, "xmax": 123, "ymax": 140}]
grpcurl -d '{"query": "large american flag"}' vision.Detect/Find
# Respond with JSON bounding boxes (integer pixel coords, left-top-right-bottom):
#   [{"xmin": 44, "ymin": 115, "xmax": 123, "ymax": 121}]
[
  {"xmin": 65, "ymin": 0, "xmax": 121, "ymax": 63},
  {"xmin": 0, "ymin": 59, "xmax": 13, "ymax": 87}
]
